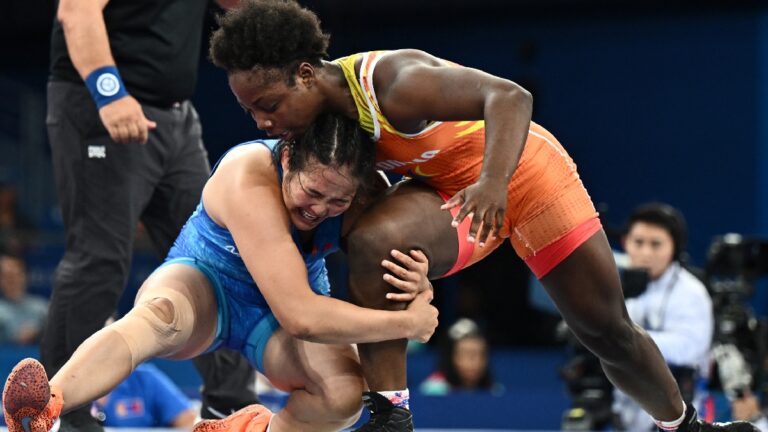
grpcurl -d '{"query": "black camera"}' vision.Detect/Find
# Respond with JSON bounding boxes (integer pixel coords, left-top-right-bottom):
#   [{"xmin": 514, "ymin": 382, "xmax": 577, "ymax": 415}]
[{"xmin": 706, "ymin": 234, "xmax": 768, "ymax": 401}]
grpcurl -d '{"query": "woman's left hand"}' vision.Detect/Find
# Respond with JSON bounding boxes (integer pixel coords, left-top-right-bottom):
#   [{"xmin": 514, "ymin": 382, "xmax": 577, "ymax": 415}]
[
  {"xmin": 381, "ymin": 249, "xmax": 432, "ymax": 302},
  {"xmin": 441, "ymin": 177, "xmax": 507, "ymax": 247}
]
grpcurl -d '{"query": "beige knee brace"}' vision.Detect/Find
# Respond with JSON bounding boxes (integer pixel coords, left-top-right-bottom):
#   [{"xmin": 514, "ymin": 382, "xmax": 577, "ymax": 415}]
[{"xmin": 110, "ymin": 289, "xmax": 196, "ymax": 368}]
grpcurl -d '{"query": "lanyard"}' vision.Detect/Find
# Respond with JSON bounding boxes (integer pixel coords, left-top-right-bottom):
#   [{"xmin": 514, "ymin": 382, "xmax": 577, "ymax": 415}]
[{"xmin": 644, "ymin": 266, "xmax": 681, "ymax": 331}]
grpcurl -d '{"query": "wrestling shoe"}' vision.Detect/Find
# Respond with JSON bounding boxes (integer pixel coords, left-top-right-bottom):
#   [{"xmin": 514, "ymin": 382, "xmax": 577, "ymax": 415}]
[
  {"xmin": 3, "ymin": 358, "xmax": 63, "ymax": 432},
  {"xmin": 353, "ymin": 392, "xmax": 413, "ymax": 432},
  {"xmin": 667, "ymin": 404, "xmax": 759, "ymax": 432},
  {"xmin": 59, "ymin": 408, "xmax": 103, "ymax": 432},
  {"xmin": 193, "ymin": 404, "xmax": 273, "ymax": 432}
]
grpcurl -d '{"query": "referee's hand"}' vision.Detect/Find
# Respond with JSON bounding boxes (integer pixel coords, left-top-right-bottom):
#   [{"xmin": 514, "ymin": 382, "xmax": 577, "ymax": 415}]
[{"xmin": 99, "ymin": 96, "xmax": 157, "ymax": 144}]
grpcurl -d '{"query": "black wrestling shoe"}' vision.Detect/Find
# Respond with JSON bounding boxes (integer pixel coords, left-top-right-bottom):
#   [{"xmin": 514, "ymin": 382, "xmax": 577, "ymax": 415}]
[
  {"xmin": 353, "ymin": 392, "xmax": 414, "ymax": 432},
  {"xmin": 59, "ymin": 408, "xmax": 103, "ymax": 432},
  {"xmin": 668, "ymin": 404, "xmax": 759, "ymax": 432}
]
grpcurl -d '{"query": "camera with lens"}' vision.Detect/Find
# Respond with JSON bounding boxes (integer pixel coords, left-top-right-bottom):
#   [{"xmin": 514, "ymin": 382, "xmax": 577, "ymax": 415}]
[{"xmin": 706, "ymin": 234, "xmax": 768, "ymax": 401}]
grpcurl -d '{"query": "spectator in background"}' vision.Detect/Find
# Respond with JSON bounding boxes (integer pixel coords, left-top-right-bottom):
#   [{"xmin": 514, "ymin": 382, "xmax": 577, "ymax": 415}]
[
  {"xmin": 420, "ymin": 318, "xmax": 503, "ymax": 396},
  {"xmin": 613, "ymin": 203, "xmax": 714, "ymax": 432},
  {"xmin": 0, "ymin": 253, "xmax": 48, "ymax": 345},
  {"xmin": 92, "ymin": 362, "xmax": 196, "ymax": 428},
  {"xmin": 0, "ymin": 184, "xmax": 33, "ymax": 256}
]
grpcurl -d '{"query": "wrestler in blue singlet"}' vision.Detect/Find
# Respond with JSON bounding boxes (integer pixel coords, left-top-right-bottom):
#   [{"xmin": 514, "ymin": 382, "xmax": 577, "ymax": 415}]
[{"xmin": 162, "ymin": 140, "xmax": 342, "ymax": 372}]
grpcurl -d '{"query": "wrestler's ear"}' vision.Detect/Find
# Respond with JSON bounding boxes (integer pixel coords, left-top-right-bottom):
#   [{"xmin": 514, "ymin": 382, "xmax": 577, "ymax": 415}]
[
  {"xmin": 280, "ymin": 147, "xmax": 290, "ymax": 172},
  {"xmin": 297, "ymin": 62, "xmax": 316, "ymax": 88}
]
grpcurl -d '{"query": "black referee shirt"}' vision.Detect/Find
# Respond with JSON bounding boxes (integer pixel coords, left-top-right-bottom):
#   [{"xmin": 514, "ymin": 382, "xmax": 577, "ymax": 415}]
[{"xmin": 49, "ymin": 0, "xmax": 209, "ymax": 108}]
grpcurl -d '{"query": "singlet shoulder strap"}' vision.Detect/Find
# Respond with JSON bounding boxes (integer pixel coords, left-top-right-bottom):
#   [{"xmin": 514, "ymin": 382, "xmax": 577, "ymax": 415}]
[{"xmin": 358, "ymin": 51, "xmax": 388, "ymax": 141}]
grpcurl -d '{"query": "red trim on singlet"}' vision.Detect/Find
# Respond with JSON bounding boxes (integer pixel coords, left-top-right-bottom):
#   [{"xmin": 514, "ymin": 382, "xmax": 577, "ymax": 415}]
[
  {"xmin": 437, "ymin": 191, "xmax": 475, "ymax": 277},
  {"xmin": 524, "ymin": 216, "xmax": 602, "ymax": 279}
]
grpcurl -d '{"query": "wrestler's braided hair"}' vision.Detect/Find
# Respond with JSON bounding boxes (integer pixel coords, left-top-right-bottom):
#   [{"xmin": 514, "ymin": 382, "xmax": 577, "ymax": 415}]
[
  {"xmin": 209, "ymin": 0, "xmax": 329, "ymax": 84},
  {"xmin": 273, "ymin": 113, "xmax": 376, "ymax": 200}
]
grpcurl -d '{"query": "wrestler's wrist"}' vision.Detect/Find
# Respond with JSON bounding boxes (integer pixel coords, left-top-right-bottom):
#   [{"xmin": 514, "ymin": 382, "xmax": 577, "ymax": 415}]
[
  {"xmin": 85, "ymin": 65, "xmax": 129, "ymax": 109},
  {"xmin": 478, "ymin": 170, "xmax": 509, "ymax": 185},
  {"xmin": 401, "ymin": 311, "xmax": 417, "ymax": 339}
]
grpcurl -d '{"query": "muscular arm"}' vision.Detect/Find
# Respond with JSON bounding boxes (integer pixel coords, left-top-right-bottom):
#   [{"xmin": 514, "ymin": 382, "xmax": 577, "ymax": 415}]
[
  {"xmin": 204, "ymin": 147, "xmax": 436, "ymax": 345},
  {"xmin": 376, "ymin": 49, "xmax": 533, "ymax": 187}
]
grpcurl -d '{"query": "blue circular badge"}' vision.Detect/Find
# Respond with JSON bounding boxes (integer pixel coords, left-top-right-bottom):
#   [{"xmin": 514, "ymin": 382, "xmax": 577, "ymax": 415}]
[{"xmin": 96, "ymin": 73, "xmax": 121, "ymax": 97}]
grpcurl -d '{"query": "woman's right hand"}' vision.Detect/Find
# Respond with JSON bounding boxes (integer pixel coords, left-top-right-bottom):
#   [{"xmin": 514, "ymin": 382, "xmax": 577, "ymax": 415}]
[
  {"xmin": 405, "ymin": 289, "xmax": 439, "ymax": 343},
  {"xmin": 382, "ymin": 249, "xmax": 432, "ymax": 302}
]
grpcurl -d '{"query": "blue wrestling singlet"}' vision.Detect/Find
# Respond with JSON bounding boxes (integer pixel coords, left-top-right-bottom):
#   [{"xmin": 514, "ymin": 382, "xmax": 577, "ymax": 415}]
[{"xmin": 163, "ymin": 140, "xmax": 343, "ymax": 372}]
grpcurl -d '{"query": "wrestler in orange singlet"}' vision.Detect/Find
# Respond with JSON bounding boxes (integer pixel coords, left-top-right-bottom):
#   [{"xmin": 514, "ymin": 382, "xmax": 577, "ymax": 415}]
[{"xmin": 336, "ymin": 51, "xmax": 600, "ymax": 279}]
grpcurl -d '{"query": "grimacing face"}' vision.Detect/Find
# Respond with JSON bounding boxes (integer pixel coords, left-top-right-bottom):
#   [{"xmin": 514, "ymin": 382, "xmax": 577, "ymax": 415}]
[
  {"xmin": 280, "ymin": 152, "xmax": 357, "ymax": 231},
  {"xmin": 228, "ymin": 66, "xmax": 323, "ymax": 143},
  {"xmin": 623, "ymin": 221, "xmax": 676, "ymax": 280}
]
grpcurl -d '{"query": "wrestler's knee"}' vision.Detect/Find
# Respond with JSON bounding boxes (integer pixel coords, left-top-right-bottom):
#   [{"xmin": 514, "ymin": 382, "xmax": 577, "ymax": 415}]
[
  {"xmin": 347, "ymin": 218, "xmax": 405, "ymax": 269},
  {"xmin": 111, "ymin": 294, "xmax": 195, "ymax": 363},
  {"xmin": 314, "ymin": 361, "xmax": 365, "ymax": 423},
  {"xmin": 322, "ymin": 385, "xmax": 364, "ymax": 425},
  {"xmin": 346, "ymin": 219, "xmax": 408, "ymax": 308},
  {"xmin": 144, "ymin": 297, "xmax": 176, "ymax": 325}
]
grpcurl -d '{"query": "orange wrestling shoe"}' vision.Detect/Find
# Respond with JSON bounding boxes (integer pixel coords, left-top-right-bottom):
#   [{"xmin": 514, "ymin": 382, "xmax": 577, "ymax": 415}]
[
  {"xmin": 2, "ymin": 358, "xmax": 63, "ymax": 432},
  {"xmin": 194, "ymin": 404, "xmax": 273, "ymax": 432}
]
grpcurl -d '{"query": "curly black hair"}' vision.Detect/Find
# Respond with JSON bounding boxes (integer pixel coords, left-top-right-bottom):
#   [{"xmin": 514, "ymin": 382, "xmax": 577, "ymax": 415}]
[
  {"xmin": 273, "ymin": 113, "xmax": 375, "ymax": 200},
  {"xmin": 210, "ymin": 0, "xmax": 330, "ymax": 81}
]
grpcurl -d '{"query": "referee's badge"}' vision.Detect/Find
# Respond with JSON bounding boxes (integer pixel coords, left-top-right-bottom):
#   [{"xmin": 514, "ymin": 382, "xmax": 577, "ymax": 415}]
[{"xmin": 96, "ymin": 73, "xmax": 121, "ymax": 97}]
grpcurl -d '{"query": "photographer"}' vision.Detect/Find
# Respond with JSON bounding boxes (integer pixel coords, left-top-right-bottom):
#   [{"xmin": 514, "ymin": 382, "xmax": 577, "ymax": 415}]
[{"xmin": 614, "ymin": 203, "xmax": 714, "ymax": 432}]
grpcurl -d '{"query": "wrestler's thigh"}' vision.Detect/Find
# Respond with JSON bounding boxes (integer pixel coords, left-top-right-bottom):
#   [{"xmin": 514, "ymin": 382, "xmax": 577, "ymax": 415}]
[
  {"xmin": 346, "ymin": 180, "xmax": 458, "ymax": 278},
  {"xmin": 261, "ymin": 329, "xmax": 362, "ymax": 394}
]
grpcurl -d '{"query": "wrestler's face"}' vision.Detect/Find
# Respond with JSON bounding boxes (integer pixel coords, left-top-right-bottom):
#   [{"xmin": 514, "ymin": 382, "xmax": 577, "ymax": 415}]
[
  {"xmin": 624, "ymin": 222, "xmax": 675, "ymax": 280},
  {"xmin": 280, "ymin": 153, "xmax": 357, "ymax": 231},
  {"xmin": 229, "ymin": 65, "xmax": 323, "ymax": 142}
]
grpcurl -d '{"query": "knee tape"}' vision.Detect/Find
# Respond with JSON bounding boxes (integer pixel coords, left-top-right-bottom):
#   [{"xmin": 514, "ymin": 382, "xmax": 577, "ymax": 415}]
[{"xmin": 110, "ymin": 290, "xmax": 195, "ymax": 368}]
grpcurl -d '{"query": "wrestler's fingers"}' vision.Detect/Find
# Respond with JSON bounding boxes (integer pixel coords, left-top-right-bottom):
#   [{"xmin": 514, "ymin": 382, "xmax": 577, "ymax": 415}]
[
  {"xmin": 389, "ymin": 249, "xmax": 418, "ymax": 270},
  {"xmin": 440, "ymin": 190, "xmax": 465, "ymax": 211},
  {"xmin": 491, "ymin": 208, "xmax": 505, "ymax": 239},
  {"xmin": 409, "ymin": 249, "xmax": 428, "ymax": 264},
  {"xmin": 477, "ymin": 218, "xmax": 493, "ymax": 247},
  {"xmin": 465, "ymin": 210, "xmax": 483, "ymax": 243},
  {"xmin": 385, "ymin": 291, "xmax": 418, "ymax": 302},
  {"xmin": 381, "ymin": 259, "xmax": 414, "ymax": 281}
]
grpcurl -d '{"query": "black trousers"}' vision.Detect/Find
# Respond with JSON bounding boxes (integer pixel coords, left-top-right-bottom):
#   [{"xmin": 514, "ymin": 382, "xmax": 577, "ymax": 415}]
[{"xmin": 42, "ymin": 80, "xmax": 257, "ymax": 414}]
